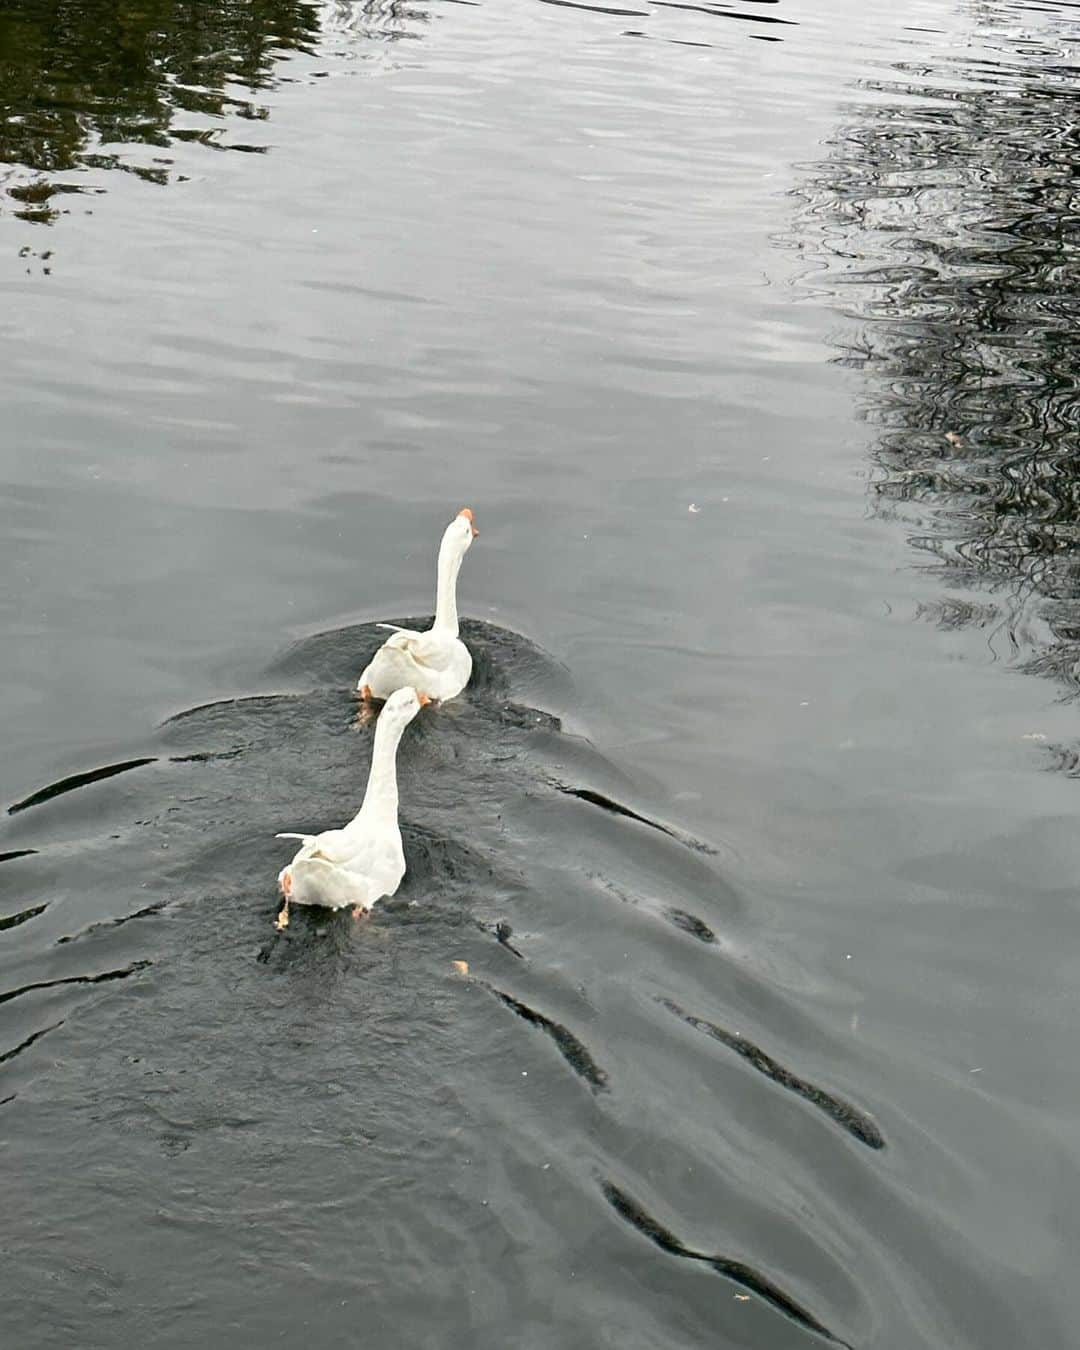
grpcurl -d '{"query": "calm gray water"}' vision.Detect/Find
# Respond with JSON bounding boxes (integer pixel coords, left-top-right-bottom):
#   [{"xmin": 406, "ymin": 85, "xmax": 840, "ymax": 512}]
[{"xmin": 3, "ymin": 1, "xmax": 1080, "ymax": 1346}]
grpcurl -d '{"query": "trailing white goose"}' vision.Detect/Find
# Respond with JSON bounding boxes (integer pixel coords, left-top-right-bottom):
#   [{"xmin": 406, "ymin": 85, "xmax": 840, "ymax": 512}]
[{"xmin": 274, "ymin": 686, "xmax": 427, "ymax": 928}]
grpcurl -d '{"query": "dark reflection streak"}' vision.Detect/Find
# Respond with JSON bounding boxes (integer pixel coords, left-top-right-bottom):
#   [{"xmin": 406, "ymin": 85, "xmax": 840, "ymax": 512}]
[
  {"xmin": 57, "ymin": 902, "xmax": 168, "ymax": 945},
  {"xmin": 647, "ymin": 0, "xmax": 701, "ymax": 12},
  {"xmin": 535, "ymin": 0, "xmax": 650, "ymax": 14},
  {"xmin": 622, "ymin": 22, "xmax": 714, "ymax": 44},
  {"xmin": 490, "ymin": 988, "xmax": 609, "ymax": 1091},
  {"xmin": 0, "ymin": 1020, "xmax": 64, "ymax": 1065},
  {"xmin": 162, "ymin": 694, "xmax": 297, "ymax": 725},
  {"xmin": 665, "ymin": 909, "xmax": 716, "ymax": 943},
  {"xmin": 600, "ymin": 879, "xmax": 721, "ymax": 948},
  {"xmin": 170, "ymin": 748, "xmax": 245, "ymax": 764},
  {"xmin": 0, "ymin": 850, "xmax": 38, "ymax": 863},
  {"xmin": 660, "ymin": 998, "xmax": 885, "ymax": 1149},
  {"xmin": 651, "ymin": 0, "xmax": 763, "ymax": 13},
  {"xmin": 169, "ymin": 134, "xmax": 269, "ymax": 154},
  {"xmin": 602, "ymin": 1183, "xmax": 853, "ymax": 1348},
  {"xmin": 8, "ymin": 758, "xmax": 157, "ymax": 815},
  {"xmin": 0, "ymin": 961, "xmax": 150, "ymax": 1007},
  {"xmin": 559, "ymin": 784, "xmax": 675, "ymax": 834},
  {"xmin": 652, "ymin": 1, "xmax": 796, "ymax": 22},
  {"xmin": 554, "ymin": 783, "xmax": 716, "ymax": 855},
  {"xmin": 701, "ymin": 7, "xmax": 796, "ymax": 22},
  {"xmin": 0, "ymin": 904, "xmax": 48, "ymax": 934}
]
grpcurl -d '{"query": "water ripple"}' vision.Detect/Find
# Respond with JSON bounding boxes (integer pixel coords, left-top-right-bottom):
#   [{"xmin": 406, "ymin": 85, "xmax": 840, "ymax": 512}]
[
  {"xmin": 660, "ymin": 997, "xmax": 885, "ymax": 1148},
  {"xmin": 793, "ymin": 0, "xmax": 1080, "ymax": 705},
  {"xmin": 602, "ymin": 1181, "xmax": 853, "ymax": 1348},
  {"xmin": 1, "ymin": 0, "xmax": 796, "ymax": 221}
]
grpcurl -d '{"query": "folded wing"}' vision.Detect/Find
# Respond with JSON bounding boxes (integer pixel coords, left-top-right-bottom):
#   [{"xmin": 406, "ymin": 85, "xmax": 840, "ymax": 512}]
[{"xmin": 381, "ymin": 627, "xmax": 456, "ymax": 672}]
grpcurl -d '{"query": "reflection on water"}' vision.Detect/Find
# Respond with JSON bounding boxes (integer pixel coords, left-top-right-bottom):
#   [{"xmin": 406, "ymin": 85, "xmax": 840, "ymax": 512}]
[
  {"xmin": 8, "ymin": 0, "xmax": 1077, "ymax": 1343},
  {"xmin": 0, "ymin": 0, "xmax": 324, "ymax": 218},
  {"xmin": 1, "ymin": 0, "xmax": 795, "ymax": 221},
  {"xmin": 797, "ymin": 0, "xmax": 1080, "ymax": 709}
]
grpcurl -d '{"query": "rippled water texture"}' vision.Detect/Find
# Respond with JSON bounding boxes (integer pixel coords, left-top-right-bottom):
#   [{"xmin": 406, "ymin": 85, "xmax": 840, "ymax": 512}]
[
  {"xmin": 4, "ymin": 2, "xmax": 1080, "ymax": 1347},
  {"xmin": 796, "ymin": 0, "xmax": 1080, "ymax": 707}
]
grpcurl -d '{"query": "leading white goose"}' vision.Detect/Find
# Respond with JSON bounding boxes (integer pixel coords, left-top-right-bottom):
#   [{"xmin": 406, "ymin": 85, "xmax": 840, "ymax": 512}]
[
  {"xmin": 357, "ymin": 507, "xmax": 478, "ymax": 704},
  {"xmin": 274, "ymin": 686, "xmax": 427, "ymax": 929}
]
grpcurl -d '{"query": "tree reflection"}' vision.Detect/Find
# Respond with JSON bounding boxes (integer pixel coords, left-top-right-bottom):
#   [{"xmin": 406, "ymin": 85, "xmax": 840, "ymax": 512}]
[
  {"xmin": 0, "ymin": 0, "xmax": 320, "ymax": 219},
  {"xmin": 796, "ymin": 6, "xmax": 1080, "ymax": 697}
]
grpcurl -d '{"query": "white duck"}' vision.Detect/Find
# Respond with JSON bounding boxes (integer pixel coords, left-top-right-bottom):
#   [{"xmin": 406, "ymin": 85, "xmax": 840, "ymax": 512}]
[
  {"xmin": 274, "ymin": 686, "xmax": 427, "ymax": 929},
  {"xmin": 357, "ymin": 507, "xmax": 478, "ymax": 704}
]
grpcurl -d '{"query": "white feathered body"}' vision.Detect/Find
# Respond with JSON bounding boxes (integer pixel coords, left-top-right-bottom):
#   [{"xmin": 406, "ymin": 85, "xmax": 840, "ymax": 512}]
[
  {"xmin": 357, "ymin": 509, "xmax": 477, "ymax": 704},
  {"xmin": 276, "ymin": 686, "xmax": 423, "ymax": 916},
  {"xmin": 358, "ymin": 625, "xmax": 472, "ymax": 703},
  {"xmin": 277, "ymin": 821, "xmax": 405, "ymax": 912}
]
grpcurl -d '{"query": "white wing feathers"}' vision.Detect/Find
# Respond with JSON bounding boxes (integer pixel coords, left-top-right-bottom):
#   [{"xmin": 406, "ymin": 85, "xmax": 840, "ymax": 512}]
[
  {"xmin": 379, "ymin": 627, "xmax": 456, "ymax": 671},
  {"xmin": 277, "ymin": 825, "xmax": 395, "ymax": 876}
]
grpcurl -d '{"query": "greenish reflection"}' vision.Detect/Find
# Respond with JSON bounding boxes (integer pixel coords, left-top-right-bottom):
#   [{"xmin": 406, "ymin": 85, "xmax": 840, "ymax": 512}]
[
  {"xmin": 796, "ymin": 7, "xmax": 1080, "ymax": 715},
  {"xmin": 0, "ymin": 0, "xmax": 323, "ymax": 219}
]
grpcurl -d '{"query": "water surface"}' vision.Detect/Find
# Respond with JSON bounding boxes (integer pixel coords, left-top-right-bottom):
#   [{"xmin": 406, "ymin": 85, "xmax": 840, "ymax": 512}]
[{"xmin": 3, "ymin": 1, "xmax": 1079, "ymax": 1346}]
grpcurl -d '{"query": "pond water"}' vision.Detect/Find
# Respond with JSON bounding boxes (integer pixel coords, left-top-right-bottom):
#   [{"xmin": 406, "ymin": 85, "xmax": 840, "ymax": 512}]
[{"xmin": 2, "ymin": 1, "xmax": 1079, "ymax": 1346}]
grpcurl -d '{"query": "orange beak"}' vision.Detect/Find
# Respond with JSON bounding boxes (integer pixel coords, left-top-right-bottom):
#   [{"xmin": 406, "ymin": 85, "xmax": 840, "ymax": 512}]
[
  {"xmin": 458, "ymin": 507, "xmax": 479, "ymax": 538},
  {"xmin": 417, "ymin": 692, "xmax": 432, "ymax": 706}
]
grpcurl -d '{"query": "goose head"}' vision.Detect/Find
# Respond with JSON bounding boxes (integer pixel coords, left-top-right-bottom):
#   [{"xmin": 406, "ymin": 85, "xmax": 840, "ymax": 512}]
[
  {"xmin": 380, "ymin": 685, "xmax": 430, "ymax": 731},
  {"xmin": 443, "ymin": 507, "xmax": 478, "ymax": 556}
]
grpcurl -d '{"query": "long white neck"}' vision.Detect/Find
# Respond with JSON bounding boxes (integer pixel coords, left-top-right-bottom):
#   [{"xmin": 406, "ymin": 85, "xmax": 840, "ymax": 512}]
[
  {"xmin": 358, "ymin": 712, "xmax": 407, "ymax": 825},
  {"xmin": 433, "ymin": 533, "xmax": 464, "ymax": 635}
]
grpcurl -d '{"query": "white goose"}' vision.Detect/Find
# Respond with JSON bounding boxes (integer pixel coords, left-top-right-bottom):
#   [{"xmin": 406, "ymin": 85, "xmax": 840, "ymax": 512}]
[
  {"xmin": 274, "ymin": 686, "xmax": 427, "ymax": 929},
  {"xmin": 357, "ymin": 507, "xmax": 478, "ymax": 704}
]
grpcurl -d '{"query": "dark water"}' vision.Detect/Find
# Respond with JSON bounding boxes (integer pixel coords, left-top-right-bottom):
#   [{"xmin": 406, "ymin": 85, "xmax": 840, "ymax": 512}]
[{"xmin": 3, "ymin": 1, "xmax": 1080, "ymax": 1346}]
